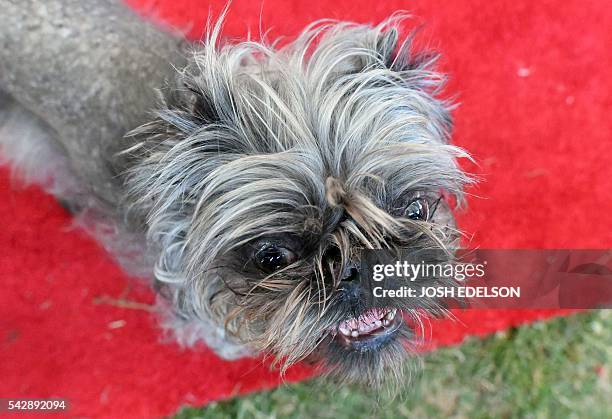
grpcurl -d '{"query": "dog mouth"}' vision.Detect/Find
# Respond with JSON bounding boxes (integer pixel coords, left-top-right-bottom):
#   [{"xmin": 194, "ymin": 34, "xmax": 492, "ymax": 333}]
[{"xmin": 333, "ymin": 308, "xmax": 401, "ymax": 349}]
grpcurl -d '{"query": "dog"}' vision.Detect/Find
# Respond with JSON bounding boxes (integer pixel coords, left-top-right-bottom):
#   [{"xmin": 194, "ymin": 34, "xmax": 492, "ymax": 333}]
[{"xmin": 0, "ymin": 0, "xmax": 473, "ymax": 386}]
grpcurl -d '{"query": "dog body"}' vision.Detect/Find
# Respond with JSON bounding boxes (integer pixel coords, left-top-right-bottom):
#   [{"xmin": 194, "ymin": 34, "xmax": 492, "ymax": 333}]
[{"xmin": 0, "ymin": 0, "xmax": 472, "ymax": 384}]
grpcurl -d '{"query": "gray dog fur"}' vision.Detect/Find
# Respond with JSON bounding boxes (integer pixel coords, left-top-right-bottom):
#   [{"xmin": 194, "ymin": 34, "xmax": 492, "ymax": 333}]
[{"xmin": 0, "ymin": 0, "xmax": 473, "ymax": 385}]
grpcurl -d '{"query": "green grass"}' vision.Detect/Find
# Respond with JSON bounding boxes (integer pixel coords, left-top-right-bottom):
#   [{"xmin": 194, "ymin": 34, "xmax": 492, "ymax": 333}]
[{"xmin": 176, "ymin": 310, "xmax": 611, "ymax": 419}]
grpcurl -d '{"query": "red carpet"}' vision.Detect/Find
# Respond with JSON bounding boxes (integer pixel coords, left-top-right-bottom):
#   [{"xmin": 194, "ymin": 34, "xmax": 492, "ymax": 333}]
[{"xmin": 1, "ymin": 0, "xmax": 611, "ymax": 417}]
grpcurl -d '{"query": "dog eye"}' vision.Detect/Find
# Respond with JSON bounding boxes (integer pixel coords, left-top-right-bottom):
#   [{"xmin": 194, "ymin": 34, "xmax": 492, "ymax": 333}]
[
  {"xmin": 255, "ymin": 244, "xmax": 297, "ymax": 273},
  {"xmin": 404, "ymin": 198, "xmax": 429, "ymax": 221}
]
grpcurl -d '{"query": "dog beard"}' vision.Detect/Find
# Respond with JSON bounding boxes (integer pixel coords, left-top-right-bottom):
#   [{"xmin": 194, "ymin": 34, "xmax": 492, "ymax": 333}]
[{"xmin": 115, "ymin": 14, "xmax": 474, "ymax": 387}]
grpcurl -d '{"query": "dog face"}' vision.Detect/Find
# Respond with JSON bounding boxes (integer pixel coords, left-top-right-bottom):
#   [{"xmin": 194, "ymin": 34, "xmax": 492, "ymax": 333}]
[{"xmin": 122, "ymin": 17, "xmax": 472, "ymax": 385}]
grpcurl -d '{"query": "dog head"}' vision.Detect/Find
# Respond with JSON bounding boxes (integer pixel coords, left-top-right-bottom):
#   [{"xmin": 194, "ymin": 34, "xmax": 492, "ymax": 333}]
[{"xmin": 123, "ymin": 16, "xmax": 473, "ymax": 386}]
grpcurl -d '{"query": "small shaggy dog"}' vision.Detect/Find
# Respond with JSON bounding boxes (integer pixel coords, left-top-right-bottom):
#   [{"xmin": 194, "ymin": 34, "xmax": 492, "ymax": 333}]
[{"xmin": 0, "ymin": 0, "xmax": 473, "ymax": 385}]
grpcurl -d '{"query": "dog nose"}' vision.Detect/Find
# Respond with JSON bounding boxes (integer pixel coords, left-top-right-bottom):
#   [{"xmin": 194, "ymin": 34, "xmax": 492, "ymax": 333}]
[
  {"xmin": 338, "ymin": 265, "xmax": 362, "ymax": 306},
  {"xmin": 340, "ymin": 263, "xmax": 360, "ymax": 282}
]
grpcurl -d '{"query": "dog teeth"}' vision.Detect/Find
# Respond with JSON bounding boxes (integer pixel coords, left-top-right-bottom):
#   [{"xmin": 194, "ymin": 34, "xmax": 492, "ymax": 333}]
[
  {"xmin": 336, "ymin": 308, "xmax": 399, "ymax": 339},
  {"xmin": 339, "ymin": 326, "xmax": 351, "ymax": 336}
]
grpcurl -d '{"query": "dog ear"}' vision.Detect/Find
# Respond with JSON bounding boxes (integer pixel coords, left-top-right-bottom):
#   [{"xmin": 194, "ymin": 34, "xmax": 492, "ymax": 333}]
[
  {"xmin": 339, "ymin": 24, "xmax": 444, "ymax": 92},
  {"xmin": 177, "ymin": 77, "xmax": 222, "ymax": 125},
  {"xmin": 367, "ymin": 25, "xmax": 452, "ymax": 127},
  {"xmin": 339, "ymin": 26, "xmax": 400, "ymax": 73},
  {"xmin": 375, "ymin": 27, "xmax": 399, "ymax": 68},
  {"xmin": 190, "ymin": 88, "xmax": 222, "ymax": 124},
  {"xmin": 377, "ymin": 26, "xmax": 442, "ymax": 78}
]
